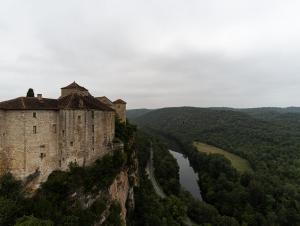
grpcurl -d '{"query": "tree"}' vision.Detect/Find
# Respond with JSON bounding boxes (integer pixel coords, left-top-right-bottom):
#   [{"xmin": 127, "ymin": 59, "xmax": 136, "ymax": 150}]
[
  {"xmin": 0, "ymin": 197, "xmax": 22, "ymax": 226},
  {"xmin": 14, "ymin": 216, "xmax": 54, "ymax": 226},
  {"xmin": 26, "ymin": 88, "xmax": 34, "ymax": 97}
]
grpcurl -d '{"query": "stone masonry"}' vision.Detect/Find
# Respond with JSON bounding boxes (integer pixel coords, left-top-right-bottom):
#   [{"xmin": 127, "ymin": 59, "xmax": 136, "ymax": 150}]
[{"xmin": 0, "ymin": 82, "xmax": 126, "ymax": 186}]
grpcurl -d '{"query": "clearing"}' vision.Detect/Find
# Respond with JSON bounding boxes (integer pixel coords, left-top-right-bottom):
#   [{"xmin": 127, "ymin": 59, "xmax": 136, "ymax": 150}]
[{"xmin": 194, "ymin": 142, "xmax": 252, "ymax": 173}]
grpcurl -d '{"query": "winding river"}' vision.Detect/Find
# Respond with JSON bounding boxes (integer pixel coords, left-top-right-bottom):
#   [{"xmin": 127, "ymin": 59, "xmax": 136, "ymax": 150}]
[{"xmin": 169, "ymin": 149, "xmax": 202, "ymax": 201}]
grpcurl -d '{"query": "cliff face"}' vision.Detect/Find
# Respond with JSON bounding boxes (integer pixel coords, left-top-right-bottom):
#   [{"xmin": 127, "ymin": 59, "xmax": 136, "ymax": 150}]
[
  {"xmin": 108, "ymin": 149, "xmax": 139, "ymax": 223},
  {"xmin": 109, "ymin": 170, "xmax": 129, "ymax": 222}
]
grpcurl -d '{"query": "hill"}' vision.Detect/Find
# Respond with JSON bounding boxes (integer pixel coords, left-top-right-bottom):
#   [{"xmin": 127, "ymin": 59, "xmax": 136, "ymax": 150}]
[
  {"xmin": 131, "ymin": 106, "xmax": 300, "ymax": 225},
  {"xmin": 126, "ymin": 108, "xmax": 153, "ymax": 120}
]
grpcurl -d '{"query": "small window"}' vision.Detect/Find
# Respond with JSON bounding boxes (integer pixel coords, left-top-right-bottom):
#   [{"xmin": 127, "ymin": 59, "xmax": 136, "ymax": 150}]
[
  {"xmin": 33, "ymin": 126, "xmax": 37, "ymax": 134},
  {"xmin": 40, "ymin": 153, "xmax": 46, "ymax": 159},
  {"xmin": 70, "ymin": 141, "xmax": 73, "ymax": 146},
  {"xmin": 91, "ymin": 111, "xmax": 94, "ymax": 119},
  {"xmin": 53, "ymin": 124, "xmax": 57, "ymax": 133},
  {"xmin": 62, "ymin": 130, "xmax": 65, "ymax": 136},
  {"xmin": 78, "ymin": 115, "xmax": 81, "ymax": 120},
  {"xmin": 33, "ymin": 112, "xmax": 36, "ymax": 118}
]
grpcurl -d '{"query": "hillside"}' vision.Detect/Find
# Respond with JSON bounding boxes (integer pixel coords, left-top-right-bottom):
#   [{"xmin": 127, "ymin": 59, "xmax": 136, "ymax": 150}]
[
  {"xmin": 131, "ymin": 107, "xmax": 300, "ymax": 171},
  {"xmin": 126, "ymin": 109, "xmax": 153, "ymax": 120},
  {"xmin": 131, "ymin": 107, "xmax": 300, "ymax": 225}
]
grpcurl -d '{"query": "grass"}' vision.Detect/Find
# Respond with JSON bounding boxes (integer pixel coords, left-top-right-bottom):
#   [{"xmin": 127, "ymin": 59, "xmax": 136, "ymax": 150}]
[{"xmin": 194, "ymin": 142, "xmax": 252, "ymax": 173}]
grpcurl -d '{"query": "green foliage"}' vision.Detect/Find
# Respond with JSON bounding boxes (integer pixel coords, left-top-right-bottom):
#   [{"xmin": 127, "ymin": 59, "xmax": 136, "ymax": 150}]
[
  {"xmin": 132, "ymin": 107, "xmax": 300, "ymax": 225},
  {"xmin": 26, "ymin": 88, "xmax": 34, "ymax": 97},
  {"xmin": 103, "ymin": 202, "xmax": 123, "ymax": 226},
  {"xmin": 0, "ymin": 196, "xmax": 22, "ymax": 226},
  {"xmin": 0, "ymin": 173, "xmax": 23, "ymax": 201},
  {"xmin": 132, "ymin": 175, "xmax": 185, "ymax": 226},
  {"xmin": 151, "ymin": 138, "xmax": 180, "ymax": 195},
  {"xmin": 0, "ymin": 150, "xmax": 125, "ymax": 226},
  {"xmin": 115, "ymin": 118, "xmax": 136, "ymax": 147},
  {"xmin": 14, "ymin": 216, "xmax": 53, "ymax": 226}
]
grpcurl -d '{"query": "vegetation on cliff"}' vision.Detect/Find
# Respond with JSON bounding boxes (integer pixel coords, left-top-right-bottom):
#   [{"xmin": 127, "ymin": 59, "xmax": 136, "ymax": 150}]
[
  {"xmin": 0, "ymin": 148, "xmax": 125, "ymax": 226},
  {"xmin": 0, "ymin": 119, "xmax": 139, "ymax": 226}
]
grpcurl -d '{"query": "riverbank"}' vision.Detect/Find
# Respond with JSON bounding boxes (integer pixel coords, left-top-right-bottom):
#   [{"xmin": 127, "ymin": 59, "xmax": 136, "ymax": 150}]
[{"xmin": 169, "ymin": 149, "xmax": 202, "ymax": 201}]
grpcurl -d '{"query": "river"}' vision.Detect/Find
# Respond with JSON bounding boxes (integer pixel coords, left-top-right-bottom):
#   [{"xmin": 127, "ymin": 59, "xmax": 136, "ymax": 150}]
[{"xmin": 169, "ymin": 149, "xmax": 202, "ymax": 201}]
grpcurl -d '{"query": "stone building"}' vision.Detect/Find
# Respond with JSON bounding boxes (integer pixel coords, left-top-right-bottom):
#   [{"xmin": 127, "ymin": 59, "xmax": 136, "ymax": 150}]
[
  {"xmin": 0, "ymin": 82, "xmax": 126, "ymax": 186},
  {"xmin": 97, "ymin": 97, "xmax": 127, "ymax": 123}
]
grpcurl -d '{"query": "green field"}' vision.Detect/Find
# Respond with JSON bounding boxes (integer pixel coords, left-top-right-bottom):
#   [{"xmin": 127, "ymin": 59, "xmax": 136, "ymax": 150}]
[{"xmin": 194, "ymin": 142, "xmax": 252, "ymax": 173}]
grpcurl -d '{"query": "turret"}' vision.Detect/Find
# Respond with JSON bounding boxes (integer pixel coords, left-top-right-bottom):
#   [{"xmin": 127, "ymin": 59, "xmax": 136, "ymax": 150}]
[
  {"xmin": 60, "ymin": 82, "xmax": 90, "ymax": 98},
  {"xmin": 113, "ymin": 99, "xmax": 127, "ymax": 123}
]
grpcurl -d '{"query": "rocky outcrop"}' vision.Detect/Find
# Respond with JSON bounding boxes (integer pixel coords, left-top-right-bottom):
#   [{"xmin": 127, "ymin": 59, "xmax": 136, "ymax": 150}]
[{"xmin": 109, "ymin": 169, "xmax": 130, "ymax": 222}]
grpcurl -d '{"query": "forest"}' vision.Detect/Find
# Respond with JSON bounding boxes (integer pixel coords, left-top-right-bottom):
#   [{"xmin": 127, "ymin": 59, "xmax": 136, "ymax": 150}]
[{"xmin": 129, "ymin": 107, "xmax": 300, "ymax": 225}]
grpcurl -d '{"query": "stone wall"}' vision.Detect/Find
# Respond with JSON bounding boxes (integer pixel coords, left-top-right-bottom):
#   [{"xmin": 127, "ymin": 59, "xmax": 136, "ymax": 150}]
[
  {"xmin": 0, "ymin": 110, "xmax": 8, "ymax": 176},
  {"xmin": 114, "ymin": 103, "xmax": 126, "ymax": 123},
  {"xmin": 2, "ymin": 110, "xmax": 59, "ymax": 182},
  {"xmin": 58, "ymin": 110, "xmax": 115, "ymax": 170},
  {"xmin": 0, "ymin": 109, "xmax": 115, "ymax": 186}
]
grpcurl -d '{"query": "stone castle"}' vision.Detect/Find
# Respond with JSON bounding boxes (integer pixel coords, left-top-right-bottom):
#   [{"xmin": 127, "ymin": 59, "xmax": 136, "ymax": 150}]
[{"xmin": 0, "ymin": 82, "xmax": 126, "ymax": 186}]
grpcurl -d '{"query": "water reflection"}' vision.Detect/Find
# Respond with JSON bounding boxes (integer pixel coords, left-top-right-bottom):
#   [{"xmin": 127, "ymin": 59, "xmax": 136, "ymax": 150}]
[{"xmin": 169, "ymin": 149, "xmax": 202, "ymax": 200}]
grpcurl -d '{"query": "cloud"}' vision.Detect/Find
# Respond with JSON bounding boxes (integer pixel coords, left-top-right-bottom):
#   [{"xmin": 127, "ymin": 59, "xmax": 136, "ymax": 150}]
[{"xmin": 0, "ymin": 0, "xmax": 300, "ymax": 108}]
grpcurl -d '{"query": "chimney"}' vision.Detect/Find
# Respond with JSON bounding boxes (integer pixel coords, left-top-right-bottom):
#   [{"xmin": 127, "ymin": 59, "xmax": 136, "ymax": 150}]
[{"xmin": 37, "ymin": 94, "xmax": 42, "ymax": 100}]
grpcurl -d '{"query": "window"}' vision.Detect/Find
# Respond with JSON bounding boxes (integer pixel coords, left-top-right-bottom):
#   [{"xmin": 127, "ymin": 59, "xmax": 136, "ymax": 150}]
[
  {"xmin": 78, "ymin": 115, "xmax": 81, "ymax": 120},
  {"xmin": 33, "ymin": 112, "xmax": 36, "ymax": 118},
  {"xmin": 40, "ymin": 153, "xmax": 46, "ymax": 159},
  {"xmin": 62, "ymin": 130, "xmax": 65, "ymax": 136},
  {"xmin": 70, "ymin": 141, "xmax": 73, "ymax": 146},
  {"xmin": 33, "ymin": 126, "xmax": 37, "ymax": 134},
  {"xmin": 91, "ymin": 111, "xmax": 94, "ymax": 119},
  {"xmin": 52, "ymin": 124, "xmax": 57, "ymax": 133}
]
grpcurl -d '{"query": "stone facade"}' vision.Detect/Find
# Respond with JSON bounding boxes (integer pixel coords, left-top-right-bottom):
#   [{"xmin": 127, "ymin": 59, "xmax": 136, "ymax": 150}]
[
  {"xmin": 0, "ymin": 82, "xmax": 125, "ymax": 186},
  {"xmin": 113, "ymin": 99, "xmax": 127, "ymax": 123}
]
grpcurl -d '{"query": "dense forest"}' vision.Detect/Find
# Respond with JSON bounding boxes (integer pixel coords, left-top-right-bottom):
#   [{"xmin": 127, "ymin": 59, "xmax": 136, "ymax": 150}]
[
  {"xmin": 132, "ymin": 131, "xmax": 239, "ymax": 226},
  {"xmin": 129, "ymin": 107, "xmax": 300, "ymax": 225}
]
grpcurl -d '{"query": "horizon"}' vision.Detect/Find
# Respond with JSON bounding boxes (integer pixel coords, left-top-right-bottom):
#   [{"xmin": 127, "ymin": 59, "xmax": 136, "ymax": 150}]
[
  {"xmin": 1, "ymin": 1, "xmax": 300, "ymax": 109},
  {"xmin": 127, "ymin": 105, "xmax": 300, "ymax": 110}
]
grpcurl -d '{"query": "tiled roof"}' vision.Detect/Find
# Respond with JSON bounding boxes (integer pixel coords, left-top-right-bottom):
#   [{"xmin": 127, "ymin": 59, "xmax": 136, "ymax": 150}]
[
  {"xmin": 0, "ymin": 97, "xmax": 58, "ymax": 110},
  {"xmin": 113, "ymin": 99, "xmax": 127, "ymax": 104},
  {"xmin": 0, "ymin": 95, "xmax": 114, "ymax": 111},
  {"xmin": 59, "ymin": 93, "xmax": 113, "ymax": 111},
  {"xmin": 61, "ymin": 82, "xmax": 88, "ymax": 91},
  {"xmin": 97, "ymin": 96, "xmax": 114, "ymax": 107}
]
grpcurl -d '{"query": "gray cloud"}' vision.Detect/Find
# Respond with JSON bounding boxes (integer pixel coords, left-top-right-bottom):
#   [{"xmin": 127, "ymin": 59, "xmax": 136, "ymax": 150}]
[{"xmin": 0, "ymin": 0, "xmax": 300, "ymax": 108}]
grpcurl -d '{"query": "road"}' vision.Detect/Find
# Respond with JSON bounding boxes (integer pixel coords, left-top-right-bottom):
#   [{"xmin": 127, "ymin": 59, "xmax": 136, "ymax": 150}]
[
  {"xmin": 146, "ymin": 143, "xmax": 196, "ymax": 226},
  {"xmin": 145, "ymin": 143, "xmax": 166, "ymax": 198}
]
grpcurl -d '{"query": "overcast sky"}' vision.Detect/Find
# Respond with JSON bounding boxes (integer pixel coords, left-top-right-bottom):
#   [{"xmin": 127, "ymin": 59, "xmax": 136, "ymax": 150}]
[{"xmin": 1, "ymin": 1, "xmax": 300, "ymax": 109}]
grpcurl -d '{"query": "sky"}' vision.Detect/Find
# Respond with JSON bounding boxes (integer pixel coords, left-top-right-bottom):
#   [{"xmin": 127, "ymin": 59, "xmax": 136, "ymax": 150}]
[{"xmin": 0, "ymin": 0, "xmax": 300, "ymax": 109}]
